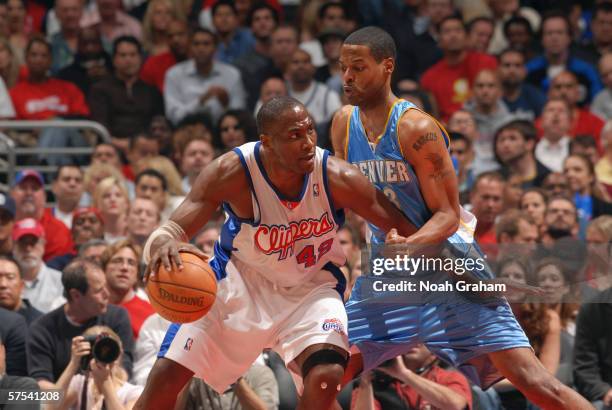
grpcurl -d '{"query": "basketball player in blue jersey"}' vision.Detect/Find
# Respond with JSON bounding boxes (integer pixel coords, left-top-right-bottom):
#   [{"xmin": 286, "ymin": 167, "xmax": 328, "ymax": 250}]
[
  {"xmin": 331, "ymin": 27, "xmax": 592, "ymax": 409},
  {"xmin": 133, "ymin": 97, "xmax": 420, "ymax": 410}
]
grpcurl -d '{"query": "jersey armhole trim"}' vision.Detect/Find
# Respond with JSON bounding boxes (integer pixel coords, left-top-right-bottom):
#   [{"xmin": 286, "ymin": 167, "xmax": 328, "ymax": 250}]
[
  {"xmin": 343, "ymin": 107, "xmax": 354, "ymax": 159},
  {"xmin": 322, "ymin": 150, "xmax": 346, "ymax": 227},
  {"xmin": 231, "ymin": 147, "xmax": 261, "ymax": 225}
]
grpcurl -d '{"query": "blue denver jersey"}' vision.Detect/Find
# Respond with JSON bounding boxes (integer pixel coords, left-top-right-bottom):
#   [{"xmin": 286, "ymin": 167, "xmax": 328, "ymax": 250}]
[{"xmin": 345, "ymin": 99, "xmax": 451, "ymax": 243}]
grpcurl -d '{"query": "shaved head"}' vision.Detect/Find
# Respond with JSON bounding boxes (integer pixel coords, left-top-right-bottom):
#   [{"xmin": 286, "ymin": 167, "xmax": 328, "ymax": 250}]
[{"xmin": 257, "ymin": 96, "xmax": 305, "ymax": 136}]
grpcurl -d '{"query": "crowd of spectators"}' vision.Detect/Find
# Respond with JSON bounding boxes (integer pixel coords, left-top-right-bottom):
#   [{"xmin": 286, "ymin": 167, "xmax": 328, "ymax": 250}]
[{"xmin": 0, "ymin": 0, "xmax": 611, "ymax": 409}]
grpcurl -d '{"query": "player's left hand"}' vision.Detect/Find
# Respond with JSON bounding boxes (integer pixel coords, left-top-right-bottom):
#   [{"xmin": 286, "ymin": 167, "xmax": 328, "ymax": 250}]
[{"xmin": 176, "ymin": 243, "xmax": 209, "ymax": 263}]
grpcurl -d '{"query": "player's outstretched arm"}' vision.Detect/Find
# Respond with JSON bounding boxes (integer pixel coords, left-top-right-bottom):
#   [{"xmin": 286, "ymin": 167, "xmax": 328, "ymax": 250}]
[
  {"xmin": 144, "ymin": 151, "xmax": 247, "ymax": 274},
  {"xmin": 396, "ymin": 110, "xmax": 461, "ymax": 244},
  {"xmin": 330, "ymin": 106, "xmax": 353, "ymax": 160},
  {"xmin": 326, "ymin": 155, "xmax": 418, "ymax": 237}
]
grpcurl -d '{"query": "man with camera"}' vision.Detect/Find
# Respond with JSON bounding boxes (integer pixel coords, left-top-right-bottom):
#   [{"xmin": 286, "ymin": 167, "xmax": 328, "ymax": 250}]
[
  {"xmin": 27, "ymin": 259, "xmax": 134, "ymax": 390},
  {"xmin": 352, "ymin": 345, "xmax": 472, "ymax": 410}
]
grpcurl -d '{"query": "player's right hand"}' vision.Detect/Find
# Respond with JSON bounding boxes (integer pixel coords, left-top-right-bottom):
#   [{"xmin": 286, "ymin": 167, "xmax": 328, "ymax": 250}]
[{"xmin": 147, "ymin": 235, "xmax": 183, "ymax": 281}]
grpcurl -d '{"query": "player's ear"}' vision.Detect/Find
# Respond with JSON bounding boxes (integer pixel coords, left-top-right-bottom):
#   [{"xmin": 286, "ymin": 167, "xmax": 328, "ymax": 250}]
[
  {"xmin": 383, "ymin": 57, "xmax": 394, "ymax": 75},
  {"xmin": 260, "ymin": 133, "xmax": 271, "ymax": 148}
]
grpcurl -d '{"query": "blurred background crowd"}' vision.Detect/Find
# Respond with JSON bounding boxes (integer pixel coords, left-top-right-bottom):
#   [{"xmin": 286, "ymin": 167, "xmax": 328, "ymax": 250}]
[{"xmin": 0, "ymin": 0, "xmax": 611, "ymax": 409}]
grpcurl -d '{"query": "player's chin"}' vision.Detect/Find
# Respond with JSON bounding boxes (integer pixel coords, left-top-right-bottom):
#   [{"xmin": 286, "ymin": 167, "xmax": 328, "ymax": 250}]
[{"xmin": 298, "ymin": 159, "xmax": 315, "ymax": 173}]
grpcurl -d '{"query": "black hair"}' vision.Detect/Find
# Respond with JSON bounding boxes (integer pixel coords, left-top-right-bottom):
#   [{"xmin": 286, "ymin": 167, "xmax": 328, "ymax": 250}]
[
  {"xmin": 449, "ymin": 131, "xmax": 472, "ymax": 149},
  {"xmin": 112, "ymin": 35, "xmax": 143, "ymax": 57},
  {"xmin": 256, "ymin": 96, "xmax": 304, "ymax": 136},
  {"xmin": 212, "ymin": 0, "xmax": 237, "ymax": 17},
  {"xmin": 0, "ymin": 254, "xmax": 21, "ymax": 278},
  {"xmin": 135, "ymin": 168, "xmax": 168, "ymax": 192},
  {"xmin": 191, "ymin": 27, "xmax": 218, "ymax": 45},
  {"xmin": 344, "ymin": 26, "xmax": 396, "ymax": 62},
  {"xmin": 467, "ymin": 16, "xmax": 494, "ymax": 33},
  {"xmin": 55, "ymin": 164, "xmax": 83, "ymax": 181},
  {"xmin": 318, "ymin": 2, "xmax": 346, "ymax": 20},
  {"xmin": 129, "ymin": 133, "xmax": 159, "ymax": 151},
  {"xmin": 540, "ymin": 10, "xmax": 572, "ymax": 38},
  {"xmin": 216, "ymin": 109, "xmax": 258, "ymax": 149},
  {"xmin": 26, "ymin": 35, "xmax": 51, "ymax": 55},
  {"xmin": 570, "ymin": 134, "xmax": 598, "ymax": 150},
  {"xmin": 594, "ymin": 2, "xmax": 612, "ymax": 20},
  {"xmin": 503, "ymin": 15, "xmax": 534, "ymax": 38},
  {"xmin": 247, "ymin": 2, "xmax": 279, "ymax": 27},
  {"xmin": 437, "ymin": 14, "xmax": 465, "ymax": 34},
  {"xmin": 176, "ymin": 112, "xmax": 214, "ymax": 132},
  {"xmin": 498, "ymin": 47, "xmax": 526, "ymax": 63},
  {"xmin": 62, "ymin": 259, "xmax": 96, "ymax": 301}
]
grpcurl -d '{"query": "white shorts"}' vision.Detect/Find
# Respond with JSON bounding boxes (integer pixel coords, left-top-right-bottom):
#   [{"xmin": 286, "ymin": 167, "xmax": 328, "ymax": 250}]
[{"xmin": 158, "ymin": 259, "xmax": 348, "ymax": 393}]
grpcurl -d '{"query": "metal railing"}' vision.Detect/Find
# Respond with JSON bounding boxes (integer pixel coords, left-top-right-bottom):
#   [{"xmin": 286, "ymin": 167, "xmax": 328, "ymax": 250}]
[{"xmin": 0, "ymin": 120, "xmax": 111, "ymax": 189}]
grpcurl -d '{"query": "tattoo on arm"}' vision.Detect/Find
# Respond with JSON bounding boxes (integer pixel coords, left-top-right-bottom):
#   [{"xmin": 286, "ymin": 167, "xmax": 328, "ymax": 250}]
[
  {"xmin": 425, "ymin": 153, "xmax": 453, "ymax": 180},
  {"xmin": 412, "ymin": 132, "xmax": 437, "ymax": 151}
]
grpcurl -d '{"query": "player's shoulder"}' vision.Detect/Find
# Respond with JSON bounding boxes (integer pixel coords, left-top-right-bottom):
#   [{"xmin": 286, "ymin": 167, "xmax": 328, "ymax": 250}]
[
  {"xmin": 330, "ymin": 105, "xmax": 355, "ymax": 158},
  {"xmin": 399, "ymin": 108, "xmax": 440, "ymax": 136}
]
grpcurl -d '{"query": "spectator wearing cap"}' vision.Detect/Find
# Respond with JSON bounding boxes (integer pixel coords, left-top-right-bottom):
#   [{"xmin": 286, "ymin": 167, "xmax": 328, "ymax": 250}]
[
  {"xmin": 101, "ymin": 239, "xmax": 154, "ymax": 338},
  {"xmin": 0, "ymin": 255, "xmax": 43, "ymax": 325},
  {"xmin": 47, "ymin": 207, "xmax": 105, "ymax": 272},
  {"xmin": 211, "ymin": 0, "xmax": 255, "ymax": 65},
  {"xmin": 314, "ymin": 28, "xmax": 345, "ymax": 96},
  {"xmin": 27, "ymin": 259, "xmax": 134, "ymax": 389},
  {"xmin": 0, "ymin": 193, "xmax": 15, "ymax": 256},
  {"xmin": 234, "ymin": 3, "xmax": 279, "ymax": 110},
  {"xmin": 11, "ymin": 218, "xmax": 64, "ymax": 314},
  {"xmin": 49, "ymin": 165, "xmax": 86, "ymax": 229},
  {"xmin": 10, "ymin": 170, "xmax": 74, "ymax": 261}
]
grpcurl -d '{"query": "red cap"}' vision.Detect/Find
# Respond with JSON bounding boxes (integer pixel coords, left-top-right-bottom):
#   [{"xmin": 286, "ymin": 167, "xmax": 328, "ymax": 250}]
[
  {"xmin": 12, "ymin": 218, "xmax": 45, "ymax": 241},
  {"xmin": 72, "ymin": 207, "xmax": 103, "ymax": 223}
]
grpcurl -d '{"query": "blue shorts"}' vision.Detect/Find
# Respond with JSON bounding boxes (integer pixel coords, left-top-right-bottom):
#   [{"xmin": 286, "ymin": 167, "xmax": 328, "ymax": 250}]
[{"xmin": 347, "ymin": 242, "xmax": 531, "ymax": 389}]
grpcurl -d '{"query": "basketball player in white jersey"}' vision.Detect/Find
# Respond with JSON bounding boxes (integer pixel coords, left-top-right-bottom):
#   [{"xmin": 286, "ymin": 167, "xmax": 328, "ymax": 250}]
[{"xmin": 133, "ymin": 97, "xmax": 418, "ymax": 410}]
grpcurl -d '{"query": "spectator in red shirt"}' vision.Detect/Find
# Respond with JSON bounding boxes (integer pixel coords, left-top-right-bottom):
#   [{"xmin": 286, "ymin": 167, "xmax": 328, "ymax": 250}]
[
  {"xmin": 420, "ymin": 15, "xmax": 497, "ymax": 122},
  {"xmin": 9, "ymin": 36, "xmax": 91, "ymax": 166},
  {"xmin": 536, "ymin": 71, "xmax": 605, "ymax": 150},
  {"xmin": 140, "ymin": 18, "xmax": 190, "ymax": 92},
  {"xmin": 470, "ymin": 171, "xmax": 506, "ymax": 246},
  {"xmin": 9, "ymin": 170, "xmax": 74, "ymax": 261},
  {"xmin": 101, "ymin": 239, "xmax": 154, "ymax": 339},
  {"xmin": 10, "ymin": 36, "xmax": 89, "ymax": 120},
  {"xmin": 352, "ymin": 344, "xmax": 472, "ymax": 410}
]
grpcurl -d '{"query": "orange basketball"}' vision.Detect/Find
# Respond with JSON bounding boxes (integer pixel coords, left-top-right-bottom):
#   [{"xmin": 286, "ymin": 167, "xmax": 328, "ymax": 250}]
[{"xmin": 146, "ymin": 252, "xmax": 217, "ymax": 323}]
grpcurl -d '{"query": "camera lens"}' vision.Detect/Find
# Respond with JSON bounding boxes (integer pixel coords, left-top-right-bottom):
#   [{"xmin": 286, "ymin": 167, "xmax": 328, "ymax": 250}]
[{"xmin": 92, "ymin": 335, "xmax": 120, "ymax": 364}]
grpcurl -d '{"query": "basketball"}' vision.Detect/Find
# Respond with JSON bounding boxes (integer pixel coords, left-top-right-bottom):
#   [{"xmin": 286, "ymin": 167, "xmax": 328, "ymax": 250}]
[{"xmin": 146, "ymin": 252, "xmax": 217, "ymax": 323}]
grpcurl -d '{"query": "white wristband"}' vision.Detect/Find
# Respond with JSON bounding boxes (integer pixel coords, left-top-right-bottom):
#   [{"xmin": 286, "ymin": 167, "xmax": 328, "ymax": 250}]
[{"xmin": 142, "ymin": 220, "xmax": 189, "ymax": 265}]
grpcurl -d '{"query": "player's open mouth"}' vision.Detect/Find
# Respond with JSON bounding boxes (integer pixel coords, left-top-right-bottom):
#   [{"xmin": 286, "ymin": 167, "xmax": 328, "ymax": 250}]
[{"xmin": 301, "ymin": 153, "xmax": 315, "ymax": 161}]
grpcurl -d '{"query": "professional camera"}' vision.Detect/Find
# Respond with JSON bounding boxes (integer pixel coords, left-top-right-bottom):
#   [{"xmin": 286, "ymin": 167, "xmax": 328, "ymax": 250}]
[{"xmin": 80, "ymin": 333, "xmax": 121, "ymax": 372}]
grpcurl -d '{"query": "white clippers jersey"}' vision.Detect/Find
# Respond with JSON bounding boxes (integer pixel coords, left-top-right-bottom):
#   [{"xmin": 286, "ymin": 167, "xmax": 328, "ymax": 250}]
[{"xmin": 208, "ymin": 142, "xmax": 347, "ymax": 288}]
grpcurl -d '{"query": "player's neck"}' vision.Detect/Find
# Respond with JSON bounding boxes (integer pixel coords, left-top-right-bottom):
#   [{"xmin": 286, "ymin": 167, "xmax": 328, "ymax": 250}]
[
  {"xmin": 359, "ymin": 93, "xmax": 398, "ymax": 141},
  {"xmin": 259, "ymin": 146, "xmax": 305, "ymax": 198}
]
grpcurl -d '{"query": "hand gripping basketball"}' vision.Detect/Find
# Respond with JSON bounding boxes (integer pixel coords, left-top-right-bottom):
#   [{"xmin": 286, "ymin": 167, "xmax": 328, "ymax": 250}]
[{"xmin": 146, "ymin": 237, "xmax": 217, "ymax": 323}]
